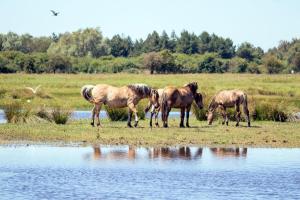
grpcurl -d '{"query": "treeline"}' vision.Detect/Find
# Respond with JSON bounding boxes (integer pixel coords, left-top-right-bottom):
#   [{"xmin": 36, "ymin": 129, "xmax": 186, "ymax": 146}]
[{"xmin": 0, "ymin": 27, "xmax": 299, "ymax": 73}]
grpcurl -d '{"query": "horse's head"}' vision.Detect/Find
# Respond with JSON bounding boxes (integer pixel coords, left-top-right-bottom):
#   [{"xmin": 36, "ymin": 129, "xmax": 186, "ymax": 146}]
[
  {"xmin": 194, "ymin": 92, "xmax": 203, "ymax": 109},
  {"xmin": 206, "ymin": 109, "xmax": 214, "ymax": 125},
  {"xmin": 149, "ymin": 89, "xmax": 159, "ymax": 108},
  {"xmin": 185, "ymin": 82, "xmax": 198, "ymax": 94}
]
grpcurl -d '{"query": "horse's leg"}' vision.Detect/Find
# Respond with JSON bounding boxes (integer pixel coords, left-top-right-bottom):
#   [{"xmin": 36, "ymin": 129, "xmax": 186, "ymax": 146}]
[
  {"xmin": 235, "ymin": 103, "xmax": 241, "ymax": 127},
  {"xmin": 91, "ymin": 105, "xmax": 95, "ymax": 126},
  {"xmin": 95, "ymin": 103, "xmax": 102, "ymax": 127},
  {"xmin": 220, "ymin": 106, "xmax": 227, "ymax": 125},
  {"xmin": 127, "ymin": 108, "xmax": 133, "ymax": 128},
  {"xmin": 128, "ymin": 103, "xmax": 139, "ymax": 127},
  {"xmin": 243, "ymin": 103, "xmax": 251, "ymax": 127},
  {"xmin": 186, "ymin": 105, "xmax": 191, "ymax": 128},
  {"xmin": 180, "ymin": 107, "xmax": 185, "ymax": 128},
  {"xmin": 149, "ymin": 105, "xmax": 154, "ymax": 127},
  {"xmin": 165, "ymin": 106, "xmax": 171, "ymax": 128},
  {"xmin": 155, "ymin": 107, "xmax": 160, "ymax": 127}
]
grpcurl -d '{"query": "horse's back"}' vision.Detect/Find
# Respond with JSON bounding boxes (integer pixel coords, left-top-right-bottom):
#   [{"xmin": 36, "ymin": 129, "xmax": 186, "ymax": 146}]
[{"xmin": 215, "ymin": 90, "xmax": 246, "ymax": 106}]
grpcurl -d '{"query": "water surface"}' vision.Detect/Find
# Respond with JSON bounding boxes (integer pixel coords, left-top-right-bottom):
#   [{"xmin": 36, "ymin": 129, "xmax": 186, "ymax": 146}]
[{"xmin": 0, "ymin": 146, "xmax": 299, "ymax": 200}]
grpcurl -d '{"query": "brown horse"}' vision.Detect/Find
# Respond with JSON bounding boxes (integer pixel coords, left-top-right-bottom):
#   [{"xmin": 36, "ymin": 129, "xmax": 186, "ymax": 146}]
[
  {"xmin": 207, "ymin": 89, "xmax": 250, "ymax": 127},
  {"xmin": 160, "ymin": 82, "xmax": 203, "ymax": 128},
  {"xmin": 81, "ymin": 84, "xmax": 159, "ymax": 127}
]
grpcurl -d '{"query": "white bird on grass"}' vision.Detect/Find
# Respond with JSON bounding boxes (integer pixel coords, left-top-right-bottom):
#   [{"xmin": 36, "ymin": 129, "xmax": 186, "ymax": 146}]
[{"xmin": 25, "ymin": 85, "xmax": 41, "ymax": 94}]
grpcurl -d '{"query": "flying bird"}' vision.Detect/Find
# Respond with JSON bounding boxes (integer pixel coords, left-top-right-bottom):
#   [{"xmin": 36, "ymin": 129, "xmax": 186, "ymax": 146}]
[
  {"xmin": 50, "ymin": 10, "xmax": 59, "ymax": 16},
  {"xmin": 25, "ymin": 85, "xmax": 41, "ymax": 94}
]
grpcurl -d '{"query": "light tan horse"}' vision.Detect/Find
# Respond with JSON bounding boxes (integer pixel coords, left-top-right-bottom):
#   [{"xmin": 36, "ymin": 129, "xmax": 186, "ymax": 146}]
[
  {"xmin": 144, "ymin": 88, "xmax": 164, "ymax": 127},
  {"xmin": 207, "ymin": 89, "xmax": 250, "ymax": 127},
  {"xmin": 160, "ymin": 82, "xmax": 203, "ymax": 128},
  {"xmin": 81, "ymin": 84, "xmax": 159, "ymax": 127}
]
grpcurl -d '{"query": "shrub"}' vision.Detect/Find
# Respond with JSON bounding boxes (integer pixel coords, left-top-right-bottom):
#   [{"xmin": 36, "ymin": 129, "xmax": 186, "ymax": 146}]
[
  {"xmin": 4, "ymin": 101, "xmax": 32, "ymax": 123},
  {"xmin": 192, "ymin": 102, "xmax": 207, "ymax": 121},
  {"xmin": 36, "ymin": 107, "xmax": 52, "ymax": 122},
  {"xmin": 252, "ymin": 101, "xmax": 288, "ymax": 122},
  {"xmin": 51, "ymin": 106, "xmax": 72, "ymax": 124},
  {"xmin": 0, "ymin": 88, "xmax": 7, "ymax": 98},
  {"xmin": 105, "ymin": 106, "xmax": 128, "ymax": 121},
  {"xmin": 105, "ymin": 104, "xmax": 146, "ymax": 121}
]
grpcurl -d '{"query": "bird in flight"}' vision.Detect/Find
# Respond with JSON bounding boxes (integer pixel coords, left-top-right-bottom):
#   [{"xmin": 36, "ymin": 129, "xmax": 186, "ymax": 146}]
[
  {"xmin": 25, "ymin": 85, "xmax": 41, "ymax": 94},
  {"xmin": 50, "ymin": 10, "xmax": 59, "ymax": 16}
]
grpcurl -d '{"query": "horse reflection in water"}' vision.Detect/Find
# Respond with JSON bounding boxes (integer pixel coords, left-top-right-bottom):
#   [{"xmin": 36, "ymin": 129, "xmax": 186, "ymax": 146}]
[
  {"xmin": 86, "ymin": 146, "xmax": 137, "ymax": 161},
  {"xmin": 210, "ymin": 148, "xmax": 247, "ymax": 157},
  {"xmin": 148, "ymin": 147, "xmax": 203, "ymax": 160},
  {"xmin": 86, "ymin": 146, "xmax": 203, "ymax": 161}
]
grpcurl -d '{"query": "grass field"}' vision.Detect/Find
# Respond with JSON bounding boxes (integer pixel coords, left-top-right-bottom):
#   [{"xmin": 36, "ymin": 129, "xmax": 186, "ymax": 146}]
[
  {"xmin": 0, "ymin": 73, "xmax": 300, "ymax": 110},
  {"xmin": 0, "ymin": 73, "xmax": 299, "ymax": 147}
]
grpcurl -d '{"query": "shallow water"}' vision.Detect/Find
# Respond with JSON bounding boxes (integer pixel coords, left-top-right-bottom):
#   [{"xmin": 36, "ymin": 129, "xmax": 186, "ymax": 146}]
[
  {"xmin": 0, "ymin": 110, "xmax": 181, "ymax": 124},
  {"xmin": 0, "ymin": 146, "xmax": 299, "ymax": 200}
]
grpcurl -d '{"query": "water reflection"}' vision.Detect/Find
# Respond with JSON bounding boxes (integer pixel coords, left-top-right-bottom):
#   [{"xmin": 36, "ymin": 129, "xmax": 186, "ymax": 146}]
[
  {"xmin": 210, "ymin": 147, "xmax": 247, "ymax": 157},
  {"xmin": 84, "ymin": 146, "xmax": 216, "ymax": 160}
]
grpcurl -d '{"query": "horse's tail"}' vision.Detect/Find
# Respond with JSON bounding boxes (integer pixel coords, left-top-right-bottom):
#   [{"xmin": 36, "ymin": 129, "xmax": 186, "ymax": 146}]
[
  {"xmin": 161, "ymin": 91, "xmax": 168, "ymax": 121},
  {"xmin": 243, "ymin": 93, "xmax": 248, "ymax": 109},
  {"xmin": 81, "ymin": 85, "xmax": 95, "ymax": 103}
]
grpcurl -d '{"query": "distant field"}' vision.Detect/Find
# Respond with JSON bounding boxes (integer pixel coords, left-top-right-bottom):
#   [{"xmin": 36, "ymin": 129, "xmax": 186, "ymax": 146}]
[{"xmin": 0, "ymin": 73, "xmax": 299, "ymax": 111}]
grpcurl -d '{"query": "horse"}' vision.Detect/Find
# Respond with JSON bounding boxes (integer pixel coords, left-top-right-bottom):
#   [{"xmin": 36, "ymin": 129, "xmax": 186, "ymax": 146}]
[
  {"xmin": 160, "ymin": 82, "xmax": 203, "ymax": 128},
  {"xmin": 144, "ymin": 88, "xmax": 164, "ymax": 127},
  {"xmin": 207, "ymin": 89, "xmax": 250, "ymax": 127},
  {"xmin": 81, "ymin": 83, "xmax": 159, "ymax": 127}
]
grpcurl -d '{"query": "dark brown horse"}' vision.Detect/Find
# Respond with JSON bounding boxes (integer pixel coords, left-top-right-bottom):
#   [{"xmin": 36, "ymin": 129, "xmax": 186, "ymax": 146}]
[
  {"xmin": 160, "ymin": 82, "xmax": 203, "ymax": 128},
  {"xmin": 81, "ymin": 84, "xmax": 159, "ymax": 127},
  {"xmin": 207, "ymin": 89, "xmax": 250, "ymax": 127}
]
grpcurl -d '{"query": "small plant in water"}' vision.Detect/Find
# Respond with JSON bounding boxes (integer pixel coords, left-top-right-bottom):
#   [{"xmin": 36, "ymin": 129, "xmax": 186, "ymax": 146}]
[
  {"xmin": 4, "ymin": 101, "xmax": 32, "ymax": 123},
  {"xmin": 51, "ymin": 106, "xmax": 72, "ymax": 124}
]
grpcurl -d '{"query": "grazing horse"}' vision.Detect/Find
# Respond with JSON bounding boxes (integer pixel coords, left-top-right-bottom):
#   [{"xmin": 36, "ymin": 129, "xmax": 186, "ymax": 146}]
[
  {"xmin": 207, "ymin": 90, "xmax": 250, "ymax": 127},
  {"xmin": 160, "ymin": 82, "xmax": 203, "ymax": 128},
  {"xmin": 81, "ymin": 84, "xmax": 159, "ymax": 127}
]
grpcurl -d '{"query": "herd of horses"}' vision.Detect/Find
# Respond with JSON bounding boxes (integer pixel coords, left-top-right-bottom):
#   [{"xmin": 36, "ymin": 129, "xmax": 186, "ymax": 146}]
[{"xmin": 81, "ymin": 82, "xmax": 251, "ymax": 128}]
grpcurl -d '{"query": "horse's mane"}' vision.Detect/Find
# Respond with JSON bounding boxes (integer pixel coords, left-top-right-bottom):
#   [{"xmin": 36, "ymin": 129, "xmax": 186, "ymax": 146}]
[
  {"xmin": 184, "ymin": 82, "xmax": 198, "ymax": 94},
  {"xmin": 127, "ymin": 83, "xmax": 152, "ymax": 96}
]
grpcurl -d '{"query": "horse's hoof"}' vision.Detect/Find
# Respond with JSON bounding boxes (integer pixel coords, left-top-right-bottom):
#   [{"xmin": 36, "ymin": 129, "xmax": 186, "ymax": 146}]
[
  {"xmin": 96, "ymin": 123, "xmax": 102, "ymax": 127},
  {"xmin": 235, "ymin": 123, "xmax": 239, "ymax": 127},
  {"xmin": 127, "ymin": 124, "xmax": 133, "ymax": 128},
  {"xmin": 134, "ymin": 121, "xmax": 138, "ymax": 127},
  {"xmin": 180, "ymin": 124, "xmax": 185, "ymax": 128},
  {"xmin": 248, "ymin": 122, "xmax": 251, "ymax": 127},
  {"xmin": 90, "ymin": 122, "xmax": 95, "ymax": 127},
  {"xmin": 226, "ymin": 122, "xmax": 229, "ymax": 126},
  {"xmin": 155, "ymin": 123, "xmax": 159, "ymax": 127},
  {"xmin": 163, "ymin": 124, "xmax": 168, "ymax": 128},
  {"xmin": 222, "ymin": 122, "xmax": 225, "ymax": 125},
  {"xmin": 186, "ymin": 124, "xmax": 190, "ymax": 128}
]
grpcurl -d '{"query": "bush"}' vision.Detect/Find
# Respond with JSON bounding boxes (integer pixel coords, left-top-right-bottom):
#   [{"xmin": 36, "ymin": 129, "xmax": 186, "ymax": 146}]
[
  {"xmin": 252, "ymin": 102, "xmax": 288, "ymax": 122},
  {"xmin": 105, "ymin": 104, "xmax": 146, "ymax": 121},
  {"xmin": 4, "ymin": 101, "xmax": 32, "ymax": 123},
  {"xmin": 105, "ymin": 106, "xmax": 128, "ymax": 121},
  {"xmin": 192, "ymin": 102, "xmax": 207, "ymax": 121},
  {"xmin": 51, "ymin": 106, "xmax": 72, "ymax": 124}
]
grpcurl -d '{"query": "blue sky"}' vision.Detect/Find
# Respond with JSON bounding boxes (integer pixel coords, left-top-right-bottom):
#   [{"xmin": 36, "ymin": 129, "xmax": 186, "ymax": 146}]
[{"xmin": 1, "ymin": 0, "xmax": 300, "ymax": 50}]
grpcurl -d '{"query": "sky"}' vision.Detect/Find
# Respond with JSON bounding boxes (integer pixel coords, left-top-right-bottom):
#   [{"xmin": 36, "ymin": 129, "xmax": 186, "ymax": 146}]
[{"xmin": 1, "ymin": 0, "xmax": 300, "ymax": 50}]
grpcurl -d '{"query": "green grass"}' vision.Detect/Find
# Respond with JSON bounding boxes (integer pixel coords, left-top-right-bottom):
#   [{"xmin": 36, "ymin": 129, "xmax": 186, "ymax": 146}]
[{"xmin": 0, "ymin": 118, "xmax": 299, "ymax": 147}]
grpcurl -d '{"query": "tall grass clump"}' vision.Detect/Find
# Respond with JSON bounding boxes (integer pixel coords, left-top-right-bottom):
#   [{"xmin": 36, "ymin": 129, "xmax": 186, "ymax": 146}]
[
  {"xmin": 4, "ymin": 101, "xmax": 33, "ymax": 123},
  {"xmin": 105, "ymin": 106, "xmax": 128, "ymax": 121},
  {"xmin": 51, "ymin": 106, "xmax": 72, "ymax": 124},
  {"xmin": 252, "ymin": 101, "xmax": 288, "ymax": 122},
  {"xmin": 105, "ymin": 104, "xmax": 146, "ymax": 121}
]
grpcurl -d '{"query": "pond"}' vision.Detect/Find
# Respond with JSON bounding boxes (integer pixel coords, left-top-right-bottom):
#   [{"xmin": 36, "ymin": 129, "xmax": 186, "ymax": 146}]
[{"xmin": 0, "ymin": 146, "xmax": 299, "ymax": 199}]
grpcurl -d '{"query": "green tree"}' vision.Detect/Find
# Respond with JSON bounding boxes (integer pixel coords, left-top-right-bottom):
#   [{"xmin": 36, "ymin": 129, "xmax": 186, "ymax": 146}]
[
  {"xmin": 47, "ymin": 54, "xmax": 71, "ymax": 73},
  {"xmin": 263, "ymin": 55, "xmax": 284, "ymax": 74},
  {"xmin": 176, "ymin": 30, "xmax": 199, "ymax": 54},
  {"xmin": 143, "ymin": 31, "xmax": 161, "ymax": 52},
  {"xmin": 109, "ymin": 35, "xmax": 133, "ymax": 57},
  {"xmin": 236, "ymin": 42, "xmax": 264, "ymax": 61},
  {"xmin": 143, "ymin": 52, "xmax": 162, "ymax": 74}
]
